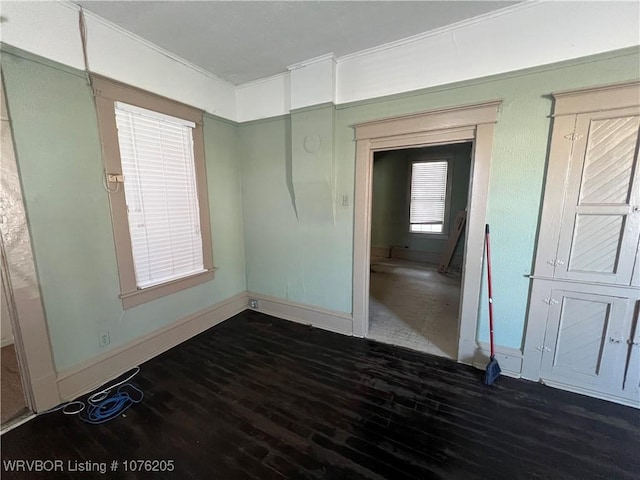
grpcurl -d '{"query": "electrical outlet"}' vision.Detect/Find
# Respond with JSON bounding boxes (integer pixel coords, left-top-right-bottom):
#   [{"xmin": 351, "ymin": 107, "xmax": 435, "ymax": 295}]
[
  {"xmin": 249, "ymin": 298, "xmax": 259, "ymax": 309},
  {"xmin": 99, "ymin": 331, "xmax": 111, "ymax": 348}
]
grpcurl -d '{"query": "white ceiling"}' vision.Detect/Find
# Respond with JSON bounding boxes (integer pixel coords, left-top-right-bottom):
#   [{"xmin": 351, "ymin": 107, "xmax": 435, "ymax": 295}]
[{"xmin": 76, "ymin": 1, "xmax": 518, "ymax": 85}]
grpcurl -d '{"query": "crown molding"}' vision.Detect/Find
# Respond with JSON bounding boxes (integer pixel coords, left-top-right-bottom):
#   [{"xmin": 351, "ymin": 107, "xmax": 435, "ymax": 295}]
[
  {"xmin": 337, "ymin": 1, "xmax": 539, "ymax": 63},
  {"xmin": 287, "ymin": 52, "xmax": 336, "ymax": 71},
  {"xmin": 57, "ymin": 0, "xmax": 235, "ymax": 88},
  {"xmin": 236, "ymin": 71, "xmax": 290, "ymax": 90}
]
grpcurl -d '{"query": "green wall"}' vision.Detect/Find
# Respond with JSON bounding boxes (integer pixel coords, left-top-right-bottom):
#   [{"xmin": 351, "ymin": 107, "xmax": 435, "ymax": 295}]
[
  {"xmin": 239, "ymin": 116, "xmax": 353, "ymax": 311},
  {"xmin": 241, "ymin": 47, "xmax": 640, "ymax": 348},
  {"xmin": 371, "ymin": 143, "xmax": 471, "ymax": 259},
  {"xmin": 371, "ymin": 150, "xmax": 409, "ymax": 249},
  {"xmin": 1, "ymin": 49, "xmax": 246, "ymax": 371},
  {"xmin": 3, "ymin": 44, "xmax": 639, "ymax": 371}
]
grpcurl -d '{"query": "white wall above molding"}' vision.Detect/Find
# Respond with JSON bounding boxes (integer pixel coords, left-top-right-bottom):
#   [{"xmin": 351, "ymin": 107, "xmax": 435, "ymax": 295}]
[
  {"xmin": 1, "ymin": 1, "xmax": 638, "ymax": 123},
  {"xmin": 236, "ymin": 73, "xmax": 290, "ymax": 123},
  {"xmin": 288, "ymin": 53, "xmax": 337, "ymax": 111},
  {"xmin": 335, "ymin": 1, "xmax": 640, "ymax": 104},
  {"xmin": 0, "ymin": 1, "xmax": 237, "ymax": 120},
  {"xmin": 240, "ymin": 1, "xmax": 639, "ymax": 121}
]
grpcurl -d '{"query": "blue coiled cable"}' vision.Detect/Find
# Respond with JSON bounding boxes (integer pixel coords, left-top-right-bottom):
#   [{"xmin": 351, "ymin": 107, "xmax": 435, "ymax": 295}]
[
  {"xmin": 43, "ymin": 367, "xmax": 143, "ymax": 424},
  {"xmin": 80, "ymin": 384, "xmax": 143, "ymax": 424}
]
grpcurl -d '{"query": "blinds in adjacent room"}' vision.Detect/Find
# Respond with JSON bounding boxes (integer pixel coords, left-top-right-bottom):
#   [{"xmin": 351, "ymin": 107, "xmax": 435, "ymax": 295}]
[
  {"xmin": 410, "ymin": 161, "xmax": 448, "ymax": 233},
  {"xmin": 114, "ymin": 102, "xmax": 204, "ymax": 289}
]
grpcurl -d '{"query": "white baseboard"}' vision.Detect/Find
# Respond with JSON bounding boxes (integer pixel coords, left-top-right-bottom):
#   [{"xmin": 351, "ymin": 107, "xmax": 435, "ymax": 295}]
[
  {"xmin": 1, "ymin": 338, "xmax": 14, "ymax": 348},
  {"xmin": 390, "ymin": 247, "xmax": 462, "ymax": 266},
  {"xmin": 55, "ymin": 291, "xmax": 350, "ymax": 404},
  {"xmin": 55, "ymin": 292, "xmax": 248, "ymax": 403},
  {"xmin": 540, "ymin": 378, "xmax": 640, "ymax": 409},
  {"xmin": 247, "ymin": 292, "xmax": 353, "ymax": 336},
  {"xmin": 471, "ymin": 342, "xmax": 523, "ymax": 378},
  {"xmin": 48, "ymin": 288, "xmax": 637, "ymax": 412}
]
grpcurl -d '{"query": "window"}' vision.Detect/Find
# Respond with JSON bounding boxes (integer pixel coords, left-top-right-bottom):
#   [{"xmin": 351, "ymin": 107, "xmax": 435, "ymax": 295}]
[
  {"xmin": 93, "ymin": 75, "xmax": 214, "ymax": 309},
  {"xmin": 409, "ymin": 160, "xmax": 450, "ymax": 234}
]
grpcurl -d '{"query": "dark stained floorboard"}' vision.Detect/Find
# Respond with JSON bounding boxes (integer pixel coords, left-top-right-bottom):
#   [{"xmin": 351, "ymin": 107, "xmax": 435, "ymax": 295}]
[{"xmin": 2, "ymin": 310, "xmax": 639, "ymax": 479}]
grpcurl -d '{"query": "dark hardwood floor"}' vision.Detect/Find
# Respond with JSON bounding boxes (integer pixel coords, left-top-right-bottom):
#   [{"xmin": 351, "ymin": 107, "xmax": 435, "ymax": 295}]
[{"xmin": 2, "ymin": 310, "xmax": 639, "ymax": 479}]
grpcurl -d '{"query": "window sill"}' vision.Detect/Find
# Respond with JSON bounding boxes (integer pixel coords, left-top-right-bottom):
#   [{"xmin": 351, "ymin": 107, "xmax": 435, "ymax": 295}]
[{"xmin": 119, "ymin": 269, "xmax": 216, "ymax": 309}]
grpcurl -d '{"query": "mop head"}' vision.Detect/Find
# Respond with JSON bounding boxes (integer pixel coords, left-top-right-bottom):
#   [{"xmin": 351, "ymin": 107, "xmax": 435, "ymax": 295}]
[{"xmin": 483, "ymin": 356, "xmax": 501, "ymax": 386}]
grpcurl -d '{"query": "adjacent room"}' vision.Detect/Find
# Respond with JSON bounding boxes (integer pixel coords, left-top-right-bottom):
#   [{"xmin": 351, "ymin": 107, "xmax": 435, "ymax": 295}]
[
  {"xmin": 368, "ymin": 144, "xmax": 471, "ymax": 358},
  {"xmin": 0, "ymin": 280, "xmax": 28, "ymax": 426},
  {"xmin": 1, "ymin": 1, "xmax": 639, "ymax": 478}
]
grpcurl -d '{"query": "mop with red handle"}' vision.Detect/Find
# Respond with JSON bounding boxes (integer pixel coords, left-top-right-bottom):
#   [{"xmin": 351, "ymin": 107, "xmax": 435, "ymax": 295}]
[{"xmin": 483, "ymin": 224, "xmax": 501, "ymax": 386}]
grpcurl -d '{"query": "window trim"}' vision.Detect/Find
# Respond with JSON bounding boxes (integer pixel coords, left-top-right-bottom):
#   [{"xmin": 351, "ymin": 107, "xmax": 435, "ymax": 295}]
[
  {"xmin": 92, "ymin": 74, "xmax": 214, "ymax": 309},
  {"xmin": 407, "ymin": 157, "xmax": 454, "ymax": 237}
]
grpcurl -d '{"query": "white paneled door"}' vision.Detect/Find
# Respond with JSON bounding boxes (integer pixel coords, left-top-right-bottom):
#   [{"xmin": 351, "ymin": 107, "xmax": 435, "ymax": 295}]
[
  {"xmin": 554, "ymin": 109, "xmax": 640, "ymax": 285},
  {"xmin": 524, "ymin": 82, "xmax": 640, "ymax": 407},
  {"xmin": 539, "ymin": 290, "xmax": 632, "ymax": 394}
]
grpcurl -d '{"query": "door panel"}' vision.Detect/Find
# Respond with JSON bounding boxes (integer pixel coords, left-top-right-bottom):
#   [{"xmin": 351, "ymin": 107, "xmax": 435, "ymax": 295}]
[
  {"xmin": 554, "ymin": 108, "xmax": 640, "ymax": 285},
  {"xmin": 578, "ymin": 116, "xmax": 638, "ymax": 205},
  {"xmin": 569, "ymin": 214, "xmax": 625, "ymax": 274},
  {"xmin": 553, "ymin": 297, "xmax": 609, "ymax": 374},
  {"xmin": 540, "ymin": 290, "xmax": 630, "ymax": 392}
]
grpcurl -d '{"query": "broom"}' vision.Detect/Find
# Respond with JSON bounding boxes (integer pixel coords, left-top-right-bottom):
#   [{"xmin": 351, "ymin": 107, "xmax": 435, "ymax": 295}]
[{"xmin": 483, "ymin": 224, "xmax": 501, "ymax": 386}]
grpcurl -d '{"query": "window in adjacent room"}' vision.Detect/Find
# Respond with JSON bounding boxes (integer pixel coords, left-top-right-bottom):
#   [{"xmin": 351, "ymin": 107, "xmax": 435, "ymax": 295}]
[
  {"xmin": 409, "ymin": 160, "xmax": 451, "ymax": 234},
  {"xmin": 93, "ymin": 75, "xmax": 214, "ymax": 309}
]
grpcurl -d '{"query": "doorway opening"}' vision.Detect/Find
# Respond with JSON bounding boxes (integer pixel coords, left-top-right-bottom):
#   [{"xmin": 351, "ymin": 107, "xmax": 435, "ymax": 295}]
[
  {"xmin": 368, "ymin": 143, "xmax": 472, "ymax": 358},
  {"xmin": 1, "ymin": 258, "xmax": 30, "ymax": 426},
  {"xmin": 1, "ymin": 73, "xmax": 60, "ymax": 428},
  {"xmin": 352, "ymin": 101, "xmax": 500, "ymax": 364}
]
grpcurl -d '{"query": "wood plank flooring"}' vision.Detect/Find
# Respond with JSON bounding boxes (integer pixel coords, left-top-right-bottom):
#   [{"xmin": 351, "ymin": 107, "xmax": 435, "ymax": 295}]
[
  {"xmin": 2, "ymin": 310, "xmax": 639, "ymax": 479},
  {"xmin": 1, "ymin": 344, "xmax": 28, "ymax": 425}
]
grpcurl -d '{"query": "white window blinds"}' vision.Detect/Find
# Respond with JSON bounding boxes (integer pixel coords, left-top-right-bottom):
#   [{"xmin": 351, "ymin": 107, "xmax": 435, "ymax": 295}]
[
  {"xmin": 410, "ymin": 161, "xmax": 448, "ymax": 233},
  {"xmin": 114, "ymin": 102, "xmax": 205, "ymax": 289}
]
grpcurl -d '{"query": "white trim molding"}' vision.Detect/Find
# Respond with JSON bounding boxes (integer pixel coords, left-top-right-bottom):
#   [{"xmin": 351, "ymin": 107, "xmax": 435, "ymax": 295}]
[
  {"xmin": 4, "ymin": 1, "xmax": 637, "ymax": 123},
  {"xmin": 552, "ymin": 80, "xmax": 640, "ymax": 116},
  {"xmin": 25, "ymin": 281, "xmax": 639, "ymax": 417},
  {"xmin": 540, "ymin": 379, "xmax": 640, "ymax": 410},
  {"xmin": 472, "ymin": 343, "xmax": 523, "ymax": 379},
  {"xmin": 352, "ymin": 101, "xmax": 501, "ymax": 368},
  {"xmin": 56, "ymin": 292, "xmax": 249, "ymax": 402},
  {"xmin": 353, "ymin": 101, "xmax": 501, "ymax": 141},
  {"xmin": 336, "ymin": 2, "xmax": 639, "ymax": 104},
  {"xmin": 247, "ymin": 292, "xmax": 353, "ymax": 336},
  {"xmin": 287, "ymin": 53, "xmax": 337, "ymax": 72},
  {"xmin": 0, "ymin": 0, "xmax": 236, "ymax": 119},
  {"xmin": 56, "ymin": 291, "xmax": 351, "ymax": 405}
]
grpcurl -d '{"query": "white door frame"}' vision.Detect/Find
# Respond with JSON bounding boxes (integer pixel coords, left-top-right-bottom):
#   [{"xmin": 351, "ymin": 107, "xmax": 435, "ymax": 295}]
[{"xmin": 352, "ymin": 101, "xmax": 501, "ymax": 364}]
